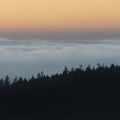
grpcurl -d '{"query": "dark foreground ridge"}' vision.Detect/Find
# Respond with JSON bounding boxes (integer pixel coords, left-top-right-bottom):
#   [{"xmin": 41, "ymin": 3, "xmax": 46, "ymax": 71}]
[{"xmin": 0, "ymin": 64, "xmax": 120, "ymax": 119}]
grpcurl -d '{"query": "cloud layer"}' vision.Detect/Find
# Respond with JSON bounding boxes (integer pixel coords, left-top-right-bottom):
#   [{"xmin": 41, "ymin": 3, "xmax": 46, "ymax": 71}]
[{"xmin": 0, "ymin": 39, "xmax": 120, "ymax": 78}]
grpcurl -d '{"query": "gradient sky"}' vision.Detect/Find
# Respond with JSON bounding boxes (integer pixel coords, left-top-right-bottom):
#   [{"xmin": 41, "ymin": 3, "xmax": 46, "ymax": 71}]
[{"xmin": 0, "ymin": 0, "xmax": 120, "ymax": 39}]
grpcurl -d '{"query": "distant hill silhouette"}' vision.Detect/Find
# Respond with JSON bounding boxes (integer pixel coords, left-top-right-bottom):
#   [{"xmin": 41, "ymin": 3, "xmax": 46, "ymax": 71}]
[{"xmin": 0, "ymin": 64, "xmax": 120, "ymax": 119}]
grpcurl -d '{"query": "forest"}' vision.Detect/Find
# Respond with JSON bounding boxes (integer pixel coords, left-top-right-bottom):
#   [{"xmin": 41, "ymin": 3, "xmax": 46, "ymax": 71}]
[{"xmin": 0, "ymin": 64, "xmax": 120, "ymax": 119}]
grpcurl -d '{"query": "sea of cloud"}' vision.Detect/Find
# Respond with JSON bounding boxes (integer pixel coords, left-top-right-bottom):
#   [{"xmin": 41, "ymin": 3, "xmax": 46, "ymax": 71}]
[{"xmin": 0, "ymin": 38, "xmax": 120, "ymax": 79}]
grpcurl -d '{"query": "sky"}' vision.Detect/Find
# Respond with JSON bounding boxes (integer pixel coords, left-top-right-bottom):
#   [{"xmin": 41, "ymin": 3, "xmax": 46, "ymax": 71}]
[
  {"xmin": 0, "ymin": 1, "xmax": 120, "ymax": 78},
  {"xmin": 0, "ymin": 0, "xmax": 120, "ymax": 40}
]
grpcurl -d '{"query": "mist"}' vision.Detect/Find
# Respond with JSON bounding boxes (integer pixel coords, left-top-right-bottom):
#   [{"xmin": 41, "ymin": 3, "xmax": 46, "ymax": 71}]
[{"xmin": 0, "ymin": 38, "xmax": 120, "ymax": 79}]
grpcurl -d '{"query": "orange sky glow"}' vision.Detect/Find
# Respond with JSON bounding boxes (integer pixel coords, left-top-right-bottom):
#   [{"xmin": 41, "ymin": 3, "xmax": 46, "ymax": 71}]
[{"xmin": 0, "ymin": 0, "xmax": 120, "ymax": 33}]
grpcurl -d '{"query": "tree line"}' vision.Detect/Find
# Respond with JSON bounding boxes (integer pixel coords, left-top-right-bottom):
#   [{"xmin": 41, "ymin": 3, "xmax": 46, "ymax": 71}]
[
  {"xmin": 0, "ymin": 64, "xmax": 120, "ymax": 119},
  {"xmin": 1, "ymin": 63, "xmax": 120, "ymax": 87}
]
